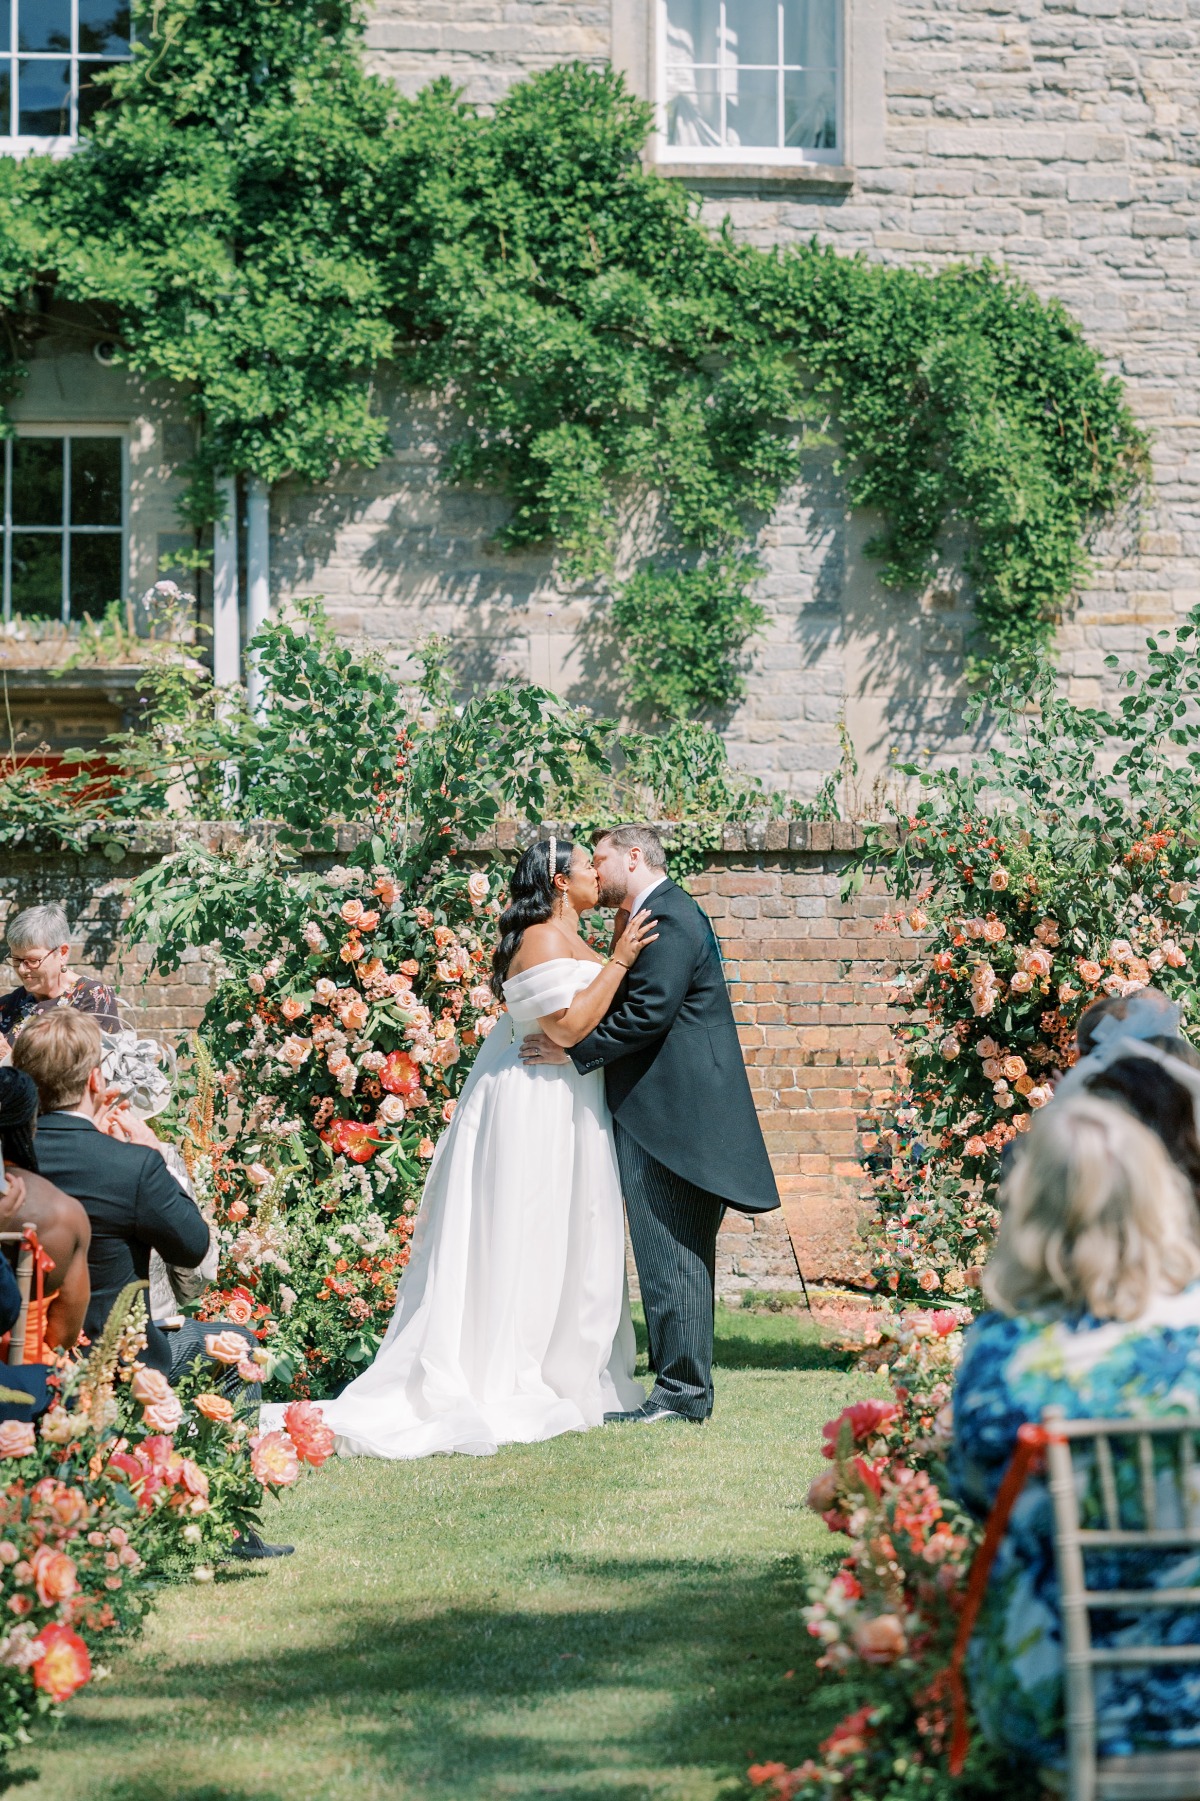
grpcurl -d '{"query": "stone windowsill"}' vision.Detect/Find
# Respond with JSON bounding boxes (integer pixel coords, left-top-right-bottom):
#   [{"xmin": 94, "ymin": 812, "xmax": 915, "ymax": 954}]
[{"xmin": 650, "ymin": 159, "xmax": 854, "ymax": 191}]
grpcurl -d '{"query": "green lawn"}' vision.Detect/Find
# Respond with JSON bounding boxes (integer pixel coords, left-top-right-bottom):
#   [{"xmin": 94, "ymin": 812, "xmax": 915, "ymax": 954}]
[{"xmin": 8, "ymin": 1307, "xmax": 879, "ymax": 1801}]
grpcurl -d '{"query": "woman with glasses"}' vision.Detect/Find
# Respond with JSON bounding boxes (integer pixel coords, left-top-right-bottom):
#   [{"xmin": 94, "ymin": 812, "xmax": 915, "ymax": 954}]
[{"xmin": 0, "ymin": 904, "xmax": 119, "ymax": 1051}]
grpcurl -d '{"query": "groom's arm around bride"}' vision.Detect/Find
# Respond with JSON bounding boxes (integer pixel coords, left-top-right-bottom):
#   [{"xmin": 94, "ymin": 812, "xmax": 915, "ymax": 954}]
[{"xmin": 537, "ymin": 824, "xmax": 779, "ymax": 1424}]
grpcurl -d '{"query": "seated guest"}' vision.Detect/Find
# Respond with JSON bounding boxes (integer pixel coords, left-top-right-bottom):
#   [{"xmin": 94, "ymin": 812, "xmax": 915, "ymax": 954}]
[
  {"xmin": 952, "ymin": 1096, "xmax": 1200, "ymax": 1770},
  {"xmin": 0, "ymin": 904, "xmax": 119, "ymax": 1050},
  {"xmin": 0, "ymin": 1068, "xmax": 91, "ymax": 1357},
  {"xmin": 13, "ymin": 1011, "xmax": 292, "ymax": 1558}
]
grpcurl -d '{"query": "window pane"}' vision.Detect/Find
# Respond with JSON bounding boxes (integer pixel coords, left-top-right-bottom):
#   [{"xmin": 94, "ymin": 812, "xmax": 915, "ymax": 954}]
[
  {"xmin": 0, "ymin": 5, "xmax": 10, "ymax": 53},
  {"xmin": 71, "ymin": 437, "xmax": 121, "ymax": 525},
  {"xmin": 16, "ymin": 56, "xmax": 68, "ymax": 133},
  {"xmin": 725, "ymin": 66, "xmax": 778, "ymax": 146},
  {"xmin": 723, "ymin": 0, "xmax": 779, "ymax": 68},
  {"xmin": 0, "ymin": 63, "xmax": 11, "ymax": 138},
  {"xmin": 69, "ymin": 531, "xmax": 121, "ymax": 620},
  {"xmin": 11, "ymin": 532, "xmax": 62, "ymax": 619},
  {"xmin": 78, "ymin": 0, "xmax": 130, "ymax": 54},
  {"xmin": 784, "ymin": 68, "xmax": 837, "ymax": 147},
  {"xmin": 16, "ymin": 0, "xmax": 69, "ymax": 52},
  {"xmin": 784, "ymin": 0, "xmax": 837, "ymax": 69},
  {"xmin": 665, "ymin": 0, "xmax": 719, "ymax": 66},
  {"xmin": 78, "ymin": 57, "xmax": 119, "ymax": 129},
  {"xmin": 11, "ymin": 438, "xmax": 62, "ymax": 526},
  {"xmin": 666, "ymin": 65, "xmax": 721, "ymax": 148}
]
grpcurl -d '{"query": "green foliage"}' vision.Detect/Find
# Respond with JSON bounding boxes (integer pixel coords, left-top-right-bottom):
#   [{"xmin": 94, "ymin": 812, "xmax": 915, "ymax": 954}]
[{"xmin": 0, "ymin": 10, "xmax": 1146, "ymax": 718}]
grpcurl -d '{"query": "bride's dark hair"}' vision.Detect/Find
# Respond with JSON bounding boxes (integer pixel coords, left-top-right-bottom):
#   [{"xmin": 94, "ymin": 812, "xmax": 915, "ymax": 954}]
[{"xmin": 491, "ymin": 837, "xmax": 574, "ymax": 998}]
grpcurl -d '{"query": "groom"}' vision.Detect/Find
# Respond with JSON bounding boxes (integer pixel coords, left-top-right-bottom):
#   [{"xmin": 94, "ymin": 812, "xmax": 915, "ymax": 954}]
[{"xmin": 522, "ymin": 824, "xmax": 780, "ymax": 1423}]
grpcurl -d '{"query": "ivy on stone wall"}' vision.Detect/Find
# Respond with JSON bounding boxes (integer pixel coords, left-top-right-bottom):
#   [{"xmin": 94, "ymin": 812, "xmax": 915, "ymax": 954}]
[{"xmin": 0, "ymin": 3, "xmax": 1149, "ymax": 713}]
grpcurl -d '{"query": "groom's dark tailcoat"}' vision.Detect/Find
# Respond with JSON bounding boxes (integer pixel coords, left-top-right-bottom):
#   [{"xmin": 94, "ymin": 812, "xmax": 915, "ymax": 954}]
[{"xmin": 570, "ymin": 878, "xmax": 779, "ymax": 1417}]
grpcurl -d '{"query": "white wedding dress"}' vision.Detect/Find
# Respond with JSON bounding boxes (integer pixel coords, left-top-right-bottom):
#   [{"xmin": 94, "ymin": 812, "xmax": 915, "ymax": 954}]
[{"xmin": 315, "ymin": 958, "xmax": 645, "ymax": 1459}]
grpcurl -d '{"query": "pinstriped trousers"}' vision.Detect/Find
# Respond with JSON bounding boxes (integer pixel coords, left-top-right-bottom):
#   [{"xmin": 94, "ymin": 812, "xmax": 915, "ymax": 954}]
[{"xmin": 614, "ymin": 1123, "xmax": 725, "ymax": 1420}]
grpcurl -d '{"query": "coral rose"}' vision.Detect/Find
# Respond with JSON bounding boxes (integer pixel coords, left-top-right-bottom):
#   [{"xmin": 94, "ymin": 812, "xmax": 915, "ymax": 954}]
[
  {"xmin": 373, "ymin": 875, "xmax": 399, "ymax": 908},
  {"xmin": 280, "ymin": 995, "xmax": 306, "ymax": 1021},
  {"xmin": 1077, "ymin": 959, "xmax": 1103, "ymax": 985},
  {"xmin": 821, "ymin": 1400, "xmax": 900, "ymax": 1457},
  {"xmin": 250, "ymin": 1430, "xmax": 300, "ymax": 1488},
  {"xmin": 853, "ymin": 1613, "xmax": 907, "ymax": 1664},
  {"xmin": 283, "ymin": 1401, "xmax": 336, "ymax": 1467},
  {"xmin": 227, "ymin": 1198, "xmax": 249, "ymax": 1221},
  {"xmin": 31, "ymin": 1624, "xmax": 91, "ymax": 1702},
  {"xmin": 31, "ymin": 1547, "xmax": 77, "ymax": 1608},
  {"xmin": 142, "ymin": 1395, "xmax": 184, "ymax": 1434},
  {"xmin": 225, "ymin": 1292, "xmax": 254, "ymax": 1327},
  {"xmin": 179, "ymin": 1459, "xmax": 209, "ymax": 1500},
  {"xmin": 205, "ymin": 1330, "xmax": 250, "ymax": 1366},
  {"xmin": 130, "ymin": 1366, "xmax": 172, "ymax": 1407},
  {"xmin": 931, "ymin": 950, "xmax": 954, "ymax": 973},
  {"xmin": 0, "ymin": 1422, "xmax": 35, "ymax": 1459},
  {"xmin": 964, "ymin": 1136, "xmax": 988, "ymax": 1157},
  {"xmin": 982, "ymin": 919, "xmax": 1007, "ymax": 944},
  {"xmin": 339, "ymin": 939, "xmax": 365, "ymax": 963},
  {"xmin": 195, "ymin": 1393, "xmax": 234, "ymax": 1424},
  {"xmin": 380, "ymin": 1050, "xmax": 421, "ymax": 1097}
]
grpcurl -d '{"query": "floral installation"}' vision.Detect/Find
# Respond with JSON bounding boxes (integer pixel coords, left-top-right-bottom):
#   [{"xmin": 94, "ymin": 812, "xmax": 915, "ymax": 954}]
[
  {"xmin": 0, "ymin": 1288, "xmax": 333, "ymax": 1763},
  {"xmin": 172, "ymin": 853, "xmax": 506, "ymax": 1394}
]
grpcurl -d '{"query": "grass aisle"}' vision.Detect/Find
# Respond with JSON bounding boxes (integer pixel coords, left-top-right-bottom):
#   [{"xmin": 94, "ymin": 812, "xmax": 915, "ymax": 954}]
[{"xmin": 12, "ymin": 1308, "xmax": 880, "ymax": 1801}]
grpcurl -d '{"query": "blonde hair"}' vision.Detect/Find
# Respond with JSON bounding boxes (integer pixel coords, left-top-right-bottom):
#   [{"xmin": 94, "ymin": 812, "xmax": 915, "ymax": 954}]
[
  {"xmin": 985, "ymin": 1095, "xmax": 1200, "ymax": 1321},
  {"xmin": 12, "ymin": 1009, "xmax": 102, "ymax": 1115}
]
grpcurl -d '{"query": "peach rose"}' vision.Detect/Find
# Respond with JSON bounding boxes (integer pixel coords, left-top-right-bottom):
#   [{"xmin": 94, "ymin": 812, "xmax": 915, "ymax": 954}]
[
  {"xmin": 195, "ymin": 1393, "xmax": 234, "ymax": 1424},
  {"xmin": 339, "ymin": 939, "xmax": 365, "ymax": 963},
  {"xmin": 467, "ymin": 871, "xmax": 490, "ymax": 906},
  {"xmin": 418, "ymin": 1137, "xmax": 435, "ymax": 1159},
  {"xmin": 1014, "ymin": 1075, "xmax": 1034, "ymax": 1096},
  {"xmin": 1001, "ymin": 1055, "xmax": 1027, "ymax": 1080},
  {"xmin": 225, "ymin": 1294, "xmax": 254, "ymax": 1327},
  {"xmin": 315, "ymin": 977, "xmax": 338, "ymax": 1004},
  {"xmin": 179, "ymin": 1459, "xmax": 209, "ymax": 1500},
  {"xmin": 917, "ymin": 1269, "xmax": 939, "ymax": 1292},
  {"xmin": 434, "ymin": 1038, "xmax": 460, "ymax": 1068},
  {"xmin": 939, "ymin": 1035, "xmax": 960, "ymax": 1061},
  {"xmin": 0, "ymin": 1422, "xmax": 35, "ymax": 1459},
  {"xmin": 1013, "ymin": 1112, "xmax": 1032, "ymax": 1133},
  {"xmin": 1077, "ymin": 959, "xmax": 1103, "ymax": 985},
  {"xmin": 246, "ymin": 1162, "xmax": 272, "ymax": 1188},
  {"xmin": 302, "ymin": 921, "xmax": 325, "ymax": 950},
  {"xmin": 1034, "ymin": 918, "xmax": 1061, "ymax": 946},
  {"xmin": 373, "ymin": 876, "xmax": 400, "ymax": 908},
  {"xmin": 988, "ymin": 869, "xmax": 1009, "ymax": 892},
  {"xmin": 340, "ymin": 998, "xmax": 369, "ymax": 1031},
  {"xmin": 1169, "ymin": 882, "xmax": 1189, "ymax": 906},
  {"xmin": 476, "ymin": 1015, "xmax": 497, "ymax": 1039},
  {"xmin": 1009, "ymin": 970, "xmax": 1034, "ymax": 994},
  {"xmin": 205, "ymin": 1331, "xmax": 250, "ymax": 1365},
  {"xmin": 280, "ymin": 995, "xmax": 307, "ymax": 1022},
  {"xmin": 976, "ymin": 1037, "xmax": 1000, "ymax": 1058},
  {"xmin": 907, "ymin": 908, "xmax": 928, "ymax": 932},
  {"xmin": 1028, "ymin": 1083, "xmax": 1054, "ymax": 1109},
  {"xmin": 279, "ymin": 1035, "xmax": 312, "ymax": 1070},
  {"xmin": 130, "ymin": 1366, "xmax": 173, "ymax": 1407},
  {"xmin": 806, "ymin": 1469, "xmax": 840, "ymax": 1515},
  {"xmin": 142, "ymin": 1395, "xmax": 184, "ymax": 1434},
  {"xmin": 853, "ymin": 1613, "xmax": 908, "ymax": 1664},
  {"xmin": 31, "ymin": 1547, "xmax": 77, "ymax": 1609},
  {"xmin": 982, "ymin": 919, "xmax": 1007, "ymax": 944},
  {"xmin": 1025, "ymin": 948, "xmax": 1053, "ymax": 979},
  {"xmin": 378, "ymin": 1094, "xmax": 406, "ymax": 1125},
  {"xmin": 982, "ymin": 1058, "xmax": 1003, "ymax": 1081},
  {"xmin": 247, "ymin": 973, "xmax": 265, "ymax": 994},
  {"xmin": 1110, "ymin": 939, "xmax": 1133, "ymax": 962},
  {"xmin": 340, "ymin": 898, "xmax": 365, "ymax": 926},
  {"xmin": 250, "ymin": 1430, "xmax": 300, "ymax": 1488},
  {"xmin": 1165, "ymin": 940, "xmax": 1187, "ymax": 968}
]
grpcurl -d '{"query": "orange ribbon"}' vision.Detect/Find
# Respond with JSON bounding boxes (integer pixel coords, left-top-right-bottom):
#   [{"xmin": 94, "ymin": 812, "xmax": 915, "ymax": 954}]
[
  {"xmin": 944, "ymin": 1421, "xmax": 1066, "ymax": 1777},
  {"xmin": 22, "ymin": 1226, "xmax": 53, "ymax": 1365}
]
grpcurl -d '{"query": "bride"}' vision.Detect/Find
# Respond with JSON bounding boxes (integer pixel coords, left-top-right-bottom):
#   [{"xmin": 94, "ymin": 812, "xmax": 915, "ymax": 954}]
[{"xmin": 317, "ymin": 837, "xmax": 656, "ymax": 1459}]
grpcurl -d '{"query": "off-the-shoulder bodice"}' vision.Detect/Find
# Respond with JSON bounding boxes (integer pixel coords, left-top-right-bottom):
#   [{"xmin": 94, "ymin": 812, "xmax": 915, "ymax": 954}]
[{"xmin": 502, "ymin": 957, "xmax": 600, "ymax": 1030}]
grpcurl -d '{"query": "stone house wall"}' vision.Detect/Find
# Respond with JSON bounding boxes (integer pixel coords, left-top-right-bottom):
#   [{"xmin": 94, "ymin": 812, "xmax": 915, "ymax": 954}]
[{"xmin": 0, "ymin": 826, "xmax": 902, "ymax": 1296}]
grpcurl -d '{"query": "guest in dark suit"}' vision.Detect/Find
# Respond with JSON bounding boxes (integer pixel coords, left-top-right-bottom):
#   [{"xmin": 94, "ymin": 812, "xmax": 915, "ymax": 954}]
[
  {"xmin": 522, "ymin": 824, "xmax": 781, "ymax": 1423},
  {"xmin": 12, "ymin": 1009, "xmax": 294, "ymax": 1558}
]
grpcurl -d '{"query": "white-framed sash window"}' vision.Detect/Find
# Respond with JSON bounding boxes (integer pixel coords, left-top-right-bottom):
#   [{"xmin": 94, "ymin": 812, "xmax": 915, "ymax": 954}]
[
  {"xmin": 1, "ymin": 430, "xmax": 127, "ymax": 623},
  {"xmin": 0, "ymin": 0, "xmax": 131, "ymax": 153},
  {"xmin": 659, "ymin": 0, "xmax": 841, "ymax": 163}
]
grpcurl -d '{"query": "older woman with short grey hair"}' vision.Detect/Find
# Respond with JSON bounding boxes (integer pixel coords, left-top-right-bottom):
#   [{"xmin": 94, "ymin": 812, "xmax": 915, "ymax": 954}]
[{"xmin": 0, "ymin": 903, "xmax": 120, "ymax": 1048}]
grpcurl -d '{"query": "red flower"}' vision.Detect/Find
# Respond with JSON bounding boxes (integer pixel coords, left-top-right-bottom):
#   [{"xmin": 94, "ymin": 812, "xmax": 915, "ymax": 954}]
[
  {"xmin": 32, "ymin": 1623, "xmax": 91, "ymax": 1701},
  {"xmin": 821, "ymin": 1400, "xmax": 901, "ymax": 1458},
  {"xmin": 380, "ymin": 1051, "xmax": 421, "ymax": 1097},
  {"xmin": 283, "ymin": 1400, "xmax": 336, "ymax": 1468},
  {"xmin": 329, "ymin": 1119, "xmax": 386, "ymax": 1164}
]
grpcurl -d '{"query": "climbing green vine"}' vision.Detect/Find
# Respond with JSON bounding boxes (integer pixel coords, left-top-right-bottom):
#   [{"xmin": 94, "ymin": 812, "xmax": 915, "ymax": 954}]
[{"xmin": 0, "ymin": 2, "xmax": 1149, "ymax": 713}]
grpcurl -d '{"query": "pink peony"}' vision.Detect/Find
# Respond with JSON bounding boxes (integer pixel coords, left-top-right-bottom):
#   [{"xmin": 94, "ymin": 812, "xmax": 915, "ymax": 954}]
[
  {"xmin": 0, "ymin": 1422, "xmax": 35, "ymax": 1459},
  {"xmin": 381, "ymin": 1051, "xmax": 421, "ymax": 1096},
  {"xmin": 130, "ymin": 1366, "xmax": 173, "ymax": 1407},
  {"xmin": 250, "ymin": 1431, "xmax": 300, "ymax": 1488}
]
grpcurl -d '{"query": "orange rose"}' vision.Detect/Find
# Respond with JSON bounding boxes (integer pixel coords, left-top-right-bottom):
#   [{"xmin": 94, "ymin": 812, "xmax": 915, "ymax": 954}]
[
  {"xmin": 31, "ymin": 1547, "xmax": 78, "ymax": 1609},
  {"xmin": 225, "ymin": 1293, "xmax": 254, "ymax": 1327},
  {"xmin": 195, "ymin": 1393, "xmax": 234, "ymax": 1424},
  {"xmin": 32, "ymin": 1624, "xmax": 91, "ymax": 1701},
  {"xmin": 280, "ymin": 995, "xmax": 307, "ymax": 1021},
  {"xmin": 853, "ymin": 1613, "xmax": 907, "ymax": 1664},
  {"xmin": 373, "ymin": 876, "xmax": 399, "ymax": 908}
]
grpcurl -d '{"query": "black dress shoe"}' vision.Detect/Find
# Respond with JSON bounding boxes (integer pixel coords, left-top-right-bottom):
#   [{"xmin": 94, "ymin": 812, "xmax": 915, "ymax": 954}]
[
  {"xmin": 604, "ymin": 1402, "xmax": 698, "ymax": 1425},
  {"xmin": 229, "ymin": 1529, "xmax": 294, "ymax": 1560}
]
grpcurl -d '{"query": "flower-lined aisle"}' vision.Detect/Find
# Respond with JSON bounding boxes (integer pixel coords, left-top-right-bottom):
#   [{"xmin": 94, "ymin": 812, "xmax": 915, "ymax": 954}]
[
  {"xmin": 0, "ymin": 1292, "xmax": 333, "ymax": 1760},
  {"xmin": 751, "ymin": 617, "xmax": 1200, "ymax": 1799}
]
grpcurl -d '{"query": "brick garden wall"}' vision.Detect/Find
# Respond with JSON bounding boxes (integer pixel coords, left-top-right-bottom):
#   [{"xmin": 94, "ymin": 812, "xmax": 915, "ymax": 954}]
[{"xmin": 0, "ymin": 825, "xmax": 900, "ymax": 1294}]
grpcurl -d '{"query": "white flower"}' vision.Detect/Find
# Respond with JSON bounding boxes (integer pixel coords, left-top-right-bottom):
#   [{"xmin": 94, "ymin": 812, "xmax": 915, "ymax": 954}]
[{"xmin": 279, "ymin": 1285, "xmax": 297, "ymax": 1315}]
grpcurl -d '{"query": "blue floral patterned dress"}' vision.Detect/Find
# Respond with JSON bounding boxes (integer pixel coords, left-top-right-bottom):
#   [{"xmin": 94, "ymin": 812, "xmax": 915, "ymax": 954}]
[{"xmin": 950, "ymin": 1285, "xmax": 1200, "ymax": 1767}]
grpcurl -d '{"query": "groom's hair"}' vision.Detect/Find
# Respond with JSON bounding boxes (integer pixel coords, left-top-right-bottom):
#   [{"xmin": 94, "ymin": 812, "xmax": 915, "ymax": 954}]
[{"xmin": 592, "ymin": 824, "xmax": 667, "ymax": 870}]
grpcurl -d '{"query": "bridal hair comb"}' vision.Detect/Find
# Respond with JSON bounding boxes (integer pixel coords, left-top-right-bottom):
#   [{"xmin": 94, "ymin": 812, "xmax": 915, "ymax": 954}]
[{"xmin": 548, "ymin": 835, "xmax": 558, "ymax": 894}]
